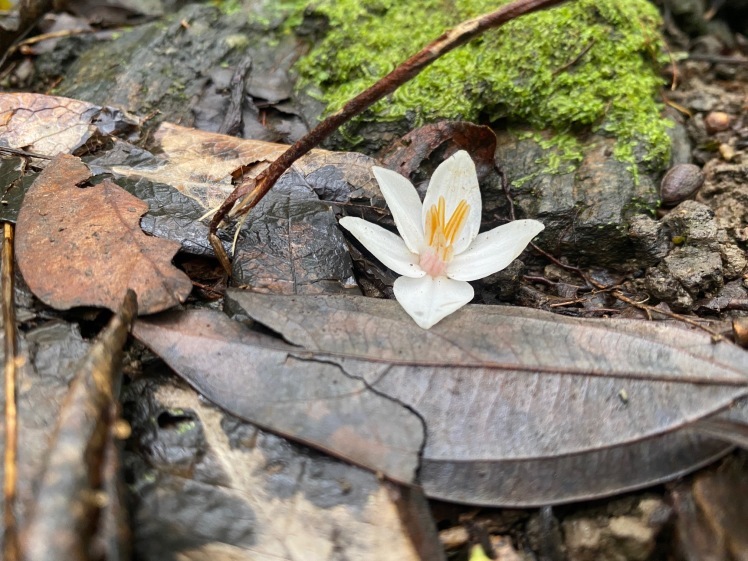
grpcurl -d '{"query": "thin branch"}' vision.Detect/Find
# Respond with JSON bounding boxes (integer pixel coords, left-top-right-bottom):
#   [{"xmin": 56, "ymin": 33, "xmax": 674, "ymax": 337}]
[
  {"xmin": 208, "ymin": 0, "xmax": 571, "ymax": 268},
  {"xmin": 2, "ymin": 222, "xmax": 18, "ymax": 561}
]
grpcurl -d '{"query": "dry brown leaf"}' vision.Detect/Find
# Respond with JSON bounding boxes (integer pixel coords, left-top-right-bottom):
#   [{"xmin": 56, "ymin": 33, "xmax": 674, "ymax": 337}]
[
  {"xmin": 111, "ymin": 122, "xmax": 291, "ymax": 210},
  {"xmin": 0, "ymin": 93, "xmax": 136, "ymax": 159},
  {"xmin": 16, "ymin": 154, "xmax": 191, "ymax": 314}
]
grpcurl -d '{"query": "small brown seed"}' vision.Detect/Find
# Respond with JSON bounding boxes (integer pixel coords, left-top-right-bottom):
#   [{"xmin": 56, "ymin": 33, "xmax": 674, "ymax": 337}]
[
  {"xmin": 660, "ymin": 163, "xmax": 705, "ymax": 205},
  {"xmin": 704, "ymin": 111, "xmax": 732, "ymax": 134}
]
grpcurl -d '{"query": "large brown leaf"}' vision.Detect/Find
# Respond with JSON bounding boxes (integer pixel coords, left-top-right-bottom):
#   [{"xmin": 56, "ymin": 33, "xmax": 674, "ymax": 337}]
[
  {"xmin": 16, "ymin": 154, "xmax": 191, "ymax": 314},
  {"xmin": 134, "ymin": 292, "xmax": 748, "ymax": 506}
]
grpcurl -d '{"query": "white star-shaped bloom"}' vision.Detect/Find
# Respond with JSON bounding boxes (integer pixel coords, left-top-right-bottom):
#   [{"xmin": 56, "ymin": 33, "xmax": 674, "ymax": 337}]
[{"xmin": 340, "ymin": 150, "xmax": 544, "ymax": 329}]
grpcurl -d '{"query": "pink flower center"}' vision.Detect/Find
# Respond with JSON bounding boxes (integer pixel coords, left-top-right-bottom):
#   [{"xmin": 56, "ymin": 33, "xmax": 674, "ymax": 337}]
[{"xmin": 418, "ymin": 196, "xmax": 470, "ymax": 277}]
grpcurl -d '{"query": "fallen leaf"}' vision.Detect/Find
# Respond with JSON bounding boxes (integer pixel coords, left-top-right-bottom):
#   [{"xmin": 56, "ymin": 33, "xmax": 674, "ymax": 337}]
[
  {"xmin": 0, "ymin": 93, "xmax": 137, "ymax": 160},
  {"xmin": 108, "ymin": 122, "xmax": 384, "ymax": 219},
  {"xmin": 15, "ymin": 154, "xmax": 191, "ymax": 314},
  {"xmin": 380, "ymin": 121, "xmax": 498, "ymax": 181},
  {"xmin": 133, "ymin": 307, "xmax": 424, "ymax": 484},
  {"xmin": 110, "ymin": 122, "xmax": 288, "ymax": 211},
  {"xmin": 136, "ymin": 292, "xmax": 748, "ymax": 506},
  {"xmin": 123, "ymin": 374, "xmax": 444, "ymax": 561},
  {"xmin": 231, "ymin": 168, "xmax": 359, "ymax": 293}
]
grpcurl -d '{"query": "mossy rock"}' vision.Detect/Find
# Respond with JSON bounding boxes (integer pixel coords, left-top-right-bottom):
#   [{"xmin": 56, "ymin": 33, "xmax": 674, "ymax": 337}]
[{"xmin": 291, "ymin": 0, "xmax": 671, "ymax": 172}]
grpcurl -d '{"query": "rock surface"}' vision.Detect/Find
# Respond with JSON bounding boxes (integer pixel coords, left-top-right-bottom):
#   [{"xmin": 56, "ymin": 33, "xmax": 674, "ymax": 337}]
[
  {"xmin": 643, "ymin": 200, "xmax": 737, "ymax": 310},
  {"xmin": 494, "ymin": 130, "xmax": 661, "ymax": 269}
]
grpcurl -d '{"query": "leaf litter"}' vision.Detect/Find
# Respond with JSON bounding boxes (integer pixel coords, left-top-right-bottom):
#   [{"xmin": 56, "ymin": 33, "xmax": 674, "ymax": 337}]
[{"xmin": 2, "ymin": 92, "xmax": 444, "ymax": 559}]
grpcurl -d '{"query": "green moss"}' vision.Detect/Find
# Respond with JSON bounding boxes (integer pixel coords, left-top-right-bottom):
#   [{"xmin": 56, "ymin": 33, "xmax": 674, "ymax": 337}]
[{"xmin": 291, "ymin": 0, "xmax": 670, "ymax": 171}]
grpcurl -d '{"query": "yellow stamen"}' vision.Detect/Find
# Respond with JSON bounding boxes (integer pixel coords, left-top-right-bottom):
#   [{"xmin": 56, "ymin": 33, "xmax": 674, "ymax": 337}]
[
  {"xmin": 422, "ymin": 196, "xmax": 470, "ymax": 266},
  {"xmin": 444, "ymin": 200, "xmax": 469, "ymax": 244}
]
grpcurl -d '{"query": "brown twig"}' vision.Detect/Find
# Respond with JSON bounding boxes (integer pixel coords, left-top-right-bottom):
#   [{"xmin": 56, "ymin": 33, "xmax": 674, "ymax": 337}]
[
  {"xmin": 0, "ymin": 147, "xmax": 52, "ymax": 160},
  {"xmin": 208, "ymin": 0, "xmax": 570, "ymax": 271},
  {"xmin": 2, "ymin": 222, "xmax": 18, "ymax": 561}
]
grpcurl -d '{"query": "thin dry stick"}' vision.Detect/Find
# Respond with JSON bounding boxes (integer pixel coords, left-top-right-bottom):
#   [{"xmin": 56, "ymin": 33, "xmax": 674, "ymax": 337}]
[
  {"xmin": 208, "ymin": 0, "xmax": 570, "ymax": 272},
  {"xmin": 2, "ymin": 222, "xmax": 19, "ymax": 561}
]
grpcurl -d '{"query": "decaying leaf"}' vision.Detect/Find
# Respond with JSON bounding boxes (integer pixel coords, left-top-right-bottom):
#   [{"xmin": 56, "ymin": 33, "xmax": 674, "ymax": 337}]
[
  {"xmin": 381, "ymin": 121, "xmax": 498, "ymax": 181},
  {"xmin": 0, "ymin": 93, "xmax": 137, "ymax": 160},
  {"xmin": 124, "ymin": 373, "xmax": 443, "ymax": 561},
  {"xmin": 15, "ymin": 154, "xmax": 191, "ymax": 314},
  {"xmin": 110, "ymin": 122, "xmax": 288, "ymax": 211},
  {"xmin": 135, "ymin": 292, "xmax": 748, "ymax": 507},
  {"xmin": 108, "ymin": 122, "xmax": 385, "ymax": 220}
]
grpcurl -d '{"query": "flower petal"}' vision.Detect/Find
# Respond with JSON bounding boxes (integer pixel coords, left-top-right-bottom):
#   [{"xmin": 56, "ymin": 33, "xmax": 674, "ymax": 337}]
[
  {"xmin": 372, "ymin": 166, "xmax": 424, "ymax": 253},
  {"xmin": 393, "ymin": 275, "xmax": 474, "ymax": 329},
  {"xmin": 339, "ymin": 216, "xmax": 425, "ymax": 278},
  {"xmin": 422, "ymin": 150, "xmax": 482, "ymax": 253},
  {"xmin": 447, "ymin": 219, "xmax": 545, "ymax": 282}
]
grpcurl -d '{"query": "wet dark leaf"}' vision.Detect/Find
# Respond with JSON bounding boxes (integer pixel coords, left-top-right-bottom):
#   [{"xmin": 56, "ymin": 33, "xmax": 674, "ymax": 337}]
[
  {"xmin": 15, "ymin": 155, "xmax": 191, "ymax": 314},
  {"xmin": 123, "ymin": 372, "xmax": 443, "ymax": 561},
  {"xmin": 137, "ymin": 292, "xmax": 748, "ymax": 506},
  {"xmin": 231, "ymin": 168, "xmax": 359, "ymax": 294}
]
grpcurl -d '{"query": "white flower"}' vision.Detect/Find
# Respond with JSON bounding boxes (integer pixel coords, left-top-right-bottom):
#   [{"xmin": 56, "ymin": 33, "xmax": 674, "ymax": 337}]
[{"xmin": 339, "ymin": 150, "xmax": 544, "ymax": 329}]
